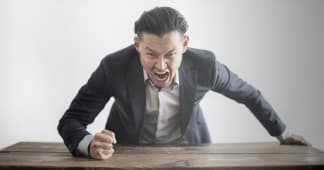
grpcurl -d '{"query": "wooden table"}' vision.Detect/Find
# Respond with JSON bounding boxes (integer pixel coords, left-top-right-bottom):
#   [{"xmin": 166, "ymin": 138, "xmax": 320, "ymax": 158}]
[{"xmin": 0, "ymin": 142, "xmax": 324, "ymax": 170}]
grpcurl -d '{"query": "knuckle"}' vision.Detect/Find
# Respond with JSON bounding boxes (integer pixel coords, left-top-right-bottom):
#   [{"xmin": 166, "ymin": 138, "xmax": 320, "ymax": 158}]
[
  {"xmin": 94, "ymin": 133, "xmax": 102, "ymax": 139},
  {"xmin": 91, "ymin": 141, "xmax": 100, "ymax": 147},
  {"xmin": 103, "ymin": 129, "xmax": 115, "ymax": 136},
  {"xmin": 103, "ymin": 143, "xmax": 110, "ymax": 149},
  {"xmin": 109, "ymin": 131, "xmax": 115, "ymax": 136},
  {"xmin": 107, "ymin": 137, "xmax": 114, "ymax": 143},
  {"xmin": 107, "ymin": 143, "xmax": 113, "ymax": 148},
  {"xmin": 96, "ymin": 149, "xmax": 102, "ymax": 156}
]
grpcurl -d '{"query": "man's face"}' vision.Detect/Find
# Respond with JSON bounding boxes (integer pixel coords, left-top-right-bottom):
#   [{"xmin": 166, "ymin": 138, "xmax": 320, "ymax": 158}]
[{"xmin": 134, "ymin": 31, "xmax": 189, "ymax": 88}]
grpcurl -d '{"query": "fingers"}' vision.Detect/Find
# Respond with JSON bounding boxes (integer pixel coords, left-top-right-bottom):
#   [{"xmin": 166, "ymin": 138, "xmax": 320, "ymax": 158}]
[
  {"xmin": 94, "ymin": 131, "xmax": 116, "ymax": 144},
  {"xmin": 90, "ymin": 129, "xmax": 117, "ymax": 160},
  {"xmin": 92, "ymin": 148, "xmax": 114, "ymax": 160},
  {"xmin": 293, "ymin": 135, "xmax": 312, "ymax": 146},
  {"xmin": 290, "ymin": 134, "xmax": 311, "ymax": 146},
  {"xmin": 101, "ymin": 129, "xmax": 117, "ymax": 144},
  {"xmin": 303, "ymin": 139, "xmax": 312, "ymax": 146},
  {"xmin": 281, "ymin": 134, "xmax": 312, "ymax": 146},
  {"xmin": 91, "ymin": 141, "xmax": 113, "ymax": 150}
]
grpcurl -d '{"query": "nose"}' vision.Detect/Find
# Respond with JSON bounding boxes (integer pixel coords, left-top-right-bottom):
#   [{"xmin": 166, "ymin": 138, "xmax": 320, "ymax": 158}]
[{"xmin": 155, "ymin": 57, "xmax": 167, "ymax": 71}]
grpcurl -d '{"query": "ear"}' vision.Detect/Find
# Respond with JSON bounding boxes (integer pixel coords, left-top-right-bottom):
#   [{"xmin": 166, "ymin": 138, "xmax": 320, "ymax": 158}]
[
  {"xmin": 182, "ymin": 35, "xmax": 189, "ymax": 53},
  {"xmin": 133, "ymin": 36, "xmax": 141, "ymax": 52}
]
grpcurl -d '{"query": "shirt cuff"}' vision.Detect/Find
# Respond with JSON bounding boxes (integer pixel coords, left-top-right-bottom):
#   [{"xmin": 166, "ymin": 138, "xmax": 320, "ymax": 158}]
[
  {"xmin": 276, "ymin": 128, "xmax": 290, "ymax": 143},
  {"xmin": 77, "ymin": 134, "xmax": 93, "ymax": 157}
]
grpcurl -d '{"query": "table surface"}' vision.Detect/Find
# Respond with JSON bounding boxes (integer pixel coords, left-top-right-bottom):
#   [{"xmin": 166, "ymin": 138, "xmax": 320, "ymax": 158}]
[{"xmin": 0, "ymin": 142, "xmax": 324, "ymax": 170}]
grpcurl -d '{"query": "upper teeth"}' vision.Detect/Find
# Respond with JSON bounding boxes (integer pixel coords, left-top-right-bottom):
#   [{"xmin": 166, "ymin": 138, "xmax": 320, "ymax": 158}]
[{"xmin": 156, "ymin": 72, "xmax": 167, "ymax": 74}]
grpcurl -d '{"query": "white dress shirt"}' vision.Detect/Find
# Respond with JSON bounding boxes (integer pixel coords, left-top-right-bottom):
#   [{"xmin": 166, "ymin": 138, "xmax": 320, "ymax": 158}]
[{"xmin": 139, "ymin": 70, "xmax": 183, "ymax": 144}]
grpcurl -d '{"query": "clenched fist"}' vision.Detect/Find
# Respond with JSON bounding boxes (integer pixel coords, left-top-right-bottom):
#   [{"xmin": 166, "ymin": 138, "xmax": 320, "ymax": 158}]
[{"xmin": 89, "ymin": 129, "xmax": 117, "ymax": 160}]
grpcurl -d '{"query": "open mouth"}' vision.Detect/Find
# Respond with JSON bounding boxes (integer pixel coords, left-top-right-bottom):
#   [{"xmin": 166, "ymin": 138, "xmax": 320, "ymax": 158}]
[{"xmin": 154, "ymin": 71, "xmax": 169, "ymax": 81}]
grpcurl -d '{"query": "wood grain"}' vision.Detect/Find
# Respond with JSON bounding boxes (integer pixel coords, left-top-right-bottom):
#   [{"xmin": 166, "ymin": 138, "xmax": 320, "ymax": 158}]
[{"xmin": 0, "ymin": 142, "xmax": 323, "ymax": 170}]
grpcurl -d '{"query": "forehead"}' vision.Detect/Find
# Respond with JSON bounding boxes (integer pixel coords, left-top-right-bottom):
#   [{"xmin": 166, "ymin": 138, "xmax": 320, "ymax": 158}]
[{"xmin": 139, "ymin": 31, "xmax": 183, "ymax": 53}]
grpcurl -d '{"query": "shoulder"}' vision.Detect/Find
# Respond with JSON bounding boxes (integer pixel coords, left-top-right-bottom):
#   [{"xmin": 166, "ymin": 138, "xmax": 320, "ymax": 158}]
[
  {"xmin": 100, "ymin": 45, "xmax": 139, "ymax": 70},
  {"xmin": 182, "ymin": 47, "xmax": 217, "ymax": 71},
  {"xmin": 102, "ymin": 45, "xmax": 138, "ymax": 63},
  {"xmin": 182, "ymin": 47, "xmax": 219, "ymax": 87},
  {"xmin": 185, "ymin": 47, "xmax": 216, "ymax": 62}
]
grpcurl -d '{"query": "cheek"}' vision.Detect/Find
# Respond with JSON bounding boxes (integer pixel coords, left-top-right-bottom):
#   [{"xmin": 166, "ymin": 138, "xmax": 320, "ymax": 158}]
[
  {"xmin": 169, "ymin": 57, "xmax": 182, "ymax": 70},
  {"xmin": 140, "ymin": 57, "xmax": 154, "ymax": 70}
]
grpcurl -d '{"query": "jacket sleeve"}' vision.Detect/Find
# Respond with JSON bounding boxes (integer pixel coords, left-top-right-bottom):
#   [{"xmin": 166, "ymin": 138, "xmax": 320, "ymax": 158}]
[
  {"xmin": 57, "ymin": 60, "xmax": 111, "ymax": 156},
  {"xmin": 210, "ymin": 56, "xmax": 286, "ymax": 136}
]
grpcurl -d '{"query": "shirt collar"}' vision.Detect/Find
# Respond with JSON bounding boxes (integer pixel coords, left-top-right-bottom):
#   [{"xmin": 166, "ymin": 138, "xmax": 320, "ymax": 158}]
[{"xmin": 143, "ymin": 69, "xmax": 179, "ymax": 89}]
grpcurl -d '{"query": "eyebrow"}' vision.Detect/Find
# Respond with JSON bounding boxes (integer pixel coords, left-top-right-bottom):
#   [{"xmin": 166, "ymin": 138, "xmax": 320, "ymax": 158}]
[
  {"xmin": 144, "ymin": 47, "xmax": 156, "ymax": 53},
  {"xmin": 144, "ymin": 47, "xmax": 176, "ymax": 54}
]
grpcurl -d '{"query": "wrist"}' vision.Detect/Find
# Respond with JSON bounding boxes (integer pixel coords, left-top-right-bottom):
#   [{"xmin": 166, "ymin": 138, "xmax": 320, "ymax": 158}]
[
  {"xmin": 77, "ymin": 134, "xmax": 93, "ymax": 157},
  {"xmin": 276, "ymin": 128, "xmax": 290, "ymax": 143}
]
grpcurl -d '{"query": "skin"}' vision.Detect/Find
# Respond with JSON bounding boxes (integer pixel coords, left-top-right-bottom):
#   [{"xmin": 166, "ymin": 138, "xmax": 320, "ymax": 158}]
[
  {"xmin": 89, "ymin": 30, "xmax": 311, "ymax": 160},
  {"xmin": 134, "ymin": 31, "xmax": 189, "ymax": 88},
  {"xmin": 281, "ymin": 134, "xmax": 312, "ymax": 146},
  {"xmin": 89, "ymin": 130, "xmax": 116, "ymax": 160}
]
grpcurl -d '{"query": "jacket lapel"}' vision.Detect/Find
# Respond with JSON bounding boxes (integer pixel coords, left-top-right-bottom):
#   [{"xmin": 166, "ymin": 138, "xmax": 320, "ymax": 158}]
[
  {"xmin": 126, "ymin": 53, "xmax": 146, "ymax": 141},
  {"xmin": 179, "ymin": 55, "xmax": 197, "ymax": 135},
  {"xmin": 125, "ymin": 49, "xmax": 197, "ymax": 141}
]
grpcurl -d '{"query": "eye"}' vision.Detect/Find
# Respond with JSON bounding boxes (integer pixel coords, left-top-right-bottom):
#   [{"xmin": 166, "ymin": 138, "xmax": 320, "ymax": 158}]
[
  {"xmin": 165, "ymin": 52, "xmax": 176, "ymax": 58},
  {"xmin": 145, "ymin": 53, "xmax": 156, "ymax": 58}
]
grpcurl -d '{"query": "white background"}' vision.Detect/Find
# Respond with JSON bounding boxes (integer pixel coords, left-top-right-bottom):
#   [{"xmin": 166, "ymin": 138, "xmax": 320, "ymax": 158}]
[{"xmin": 1, "ymin": 0, "xmax": 323, "ymax": 150}]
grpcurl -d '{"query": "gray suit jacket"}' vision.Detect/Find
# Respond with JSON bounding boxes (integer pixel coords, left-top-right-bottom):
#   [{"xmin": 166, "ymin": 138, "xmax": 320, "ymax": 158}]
[{"xmin": 58, "ymin": 45, "xmax": 286, "ymax": 156}]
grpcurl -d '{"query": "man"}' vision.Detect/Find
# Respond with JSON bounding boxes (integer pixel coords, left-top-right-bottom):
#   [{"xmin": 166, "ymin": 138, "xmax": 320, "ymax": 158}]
[{"xmin": 58, "ymin": 7, "xmax": 310, "ymax": 160}]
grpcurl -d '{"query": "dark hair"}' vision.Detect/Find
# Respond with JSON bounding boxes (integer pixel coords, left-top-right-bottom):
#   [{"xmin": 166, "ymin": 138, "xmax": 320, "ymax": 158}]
[{"xmin": 134, "ymin": 7, "xmax": 188, "ymax": 37}]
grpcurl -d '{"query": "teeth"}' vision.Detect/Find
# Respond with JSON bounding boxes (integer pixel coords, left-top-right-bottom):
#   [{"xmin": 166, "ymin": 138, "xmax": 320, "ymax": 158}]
[{"xmin": 155, "ymin": 71, "xmax": 167, "ymax": 74}]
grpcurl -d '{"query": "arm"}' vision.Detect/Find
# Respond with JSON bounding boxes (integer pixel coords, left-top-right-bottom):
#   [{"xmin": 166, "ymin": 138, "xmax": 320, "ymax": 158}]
[
  {"xmin": 57, "ymin": 60, "xmax": 112, "ymax": 156},
  {"xmin": 210, "ymin": 57, "xmax": 310, "ymax": 145}
]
